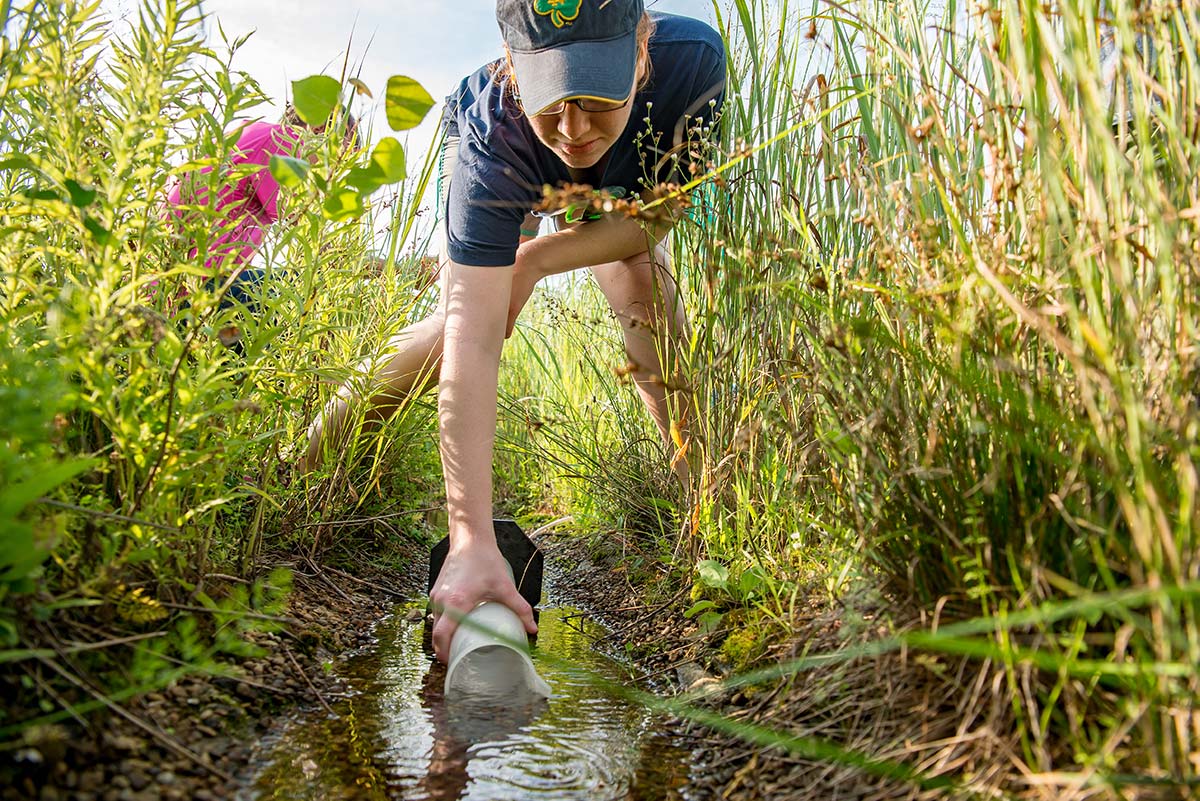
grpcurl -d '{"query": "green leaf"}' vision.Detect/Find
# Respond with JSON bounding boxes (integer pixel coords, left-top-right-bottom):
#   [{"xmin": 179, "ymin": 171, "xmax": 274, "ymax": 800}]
[
  {"xmin": 83, "ymin": 216, "xmax": 111, "ymax": 245},
  {"xmin": 22, "ymin": 188, "xmax": 60, "ymax": 202},
  {"xmin": 385, "ymin": 75, "xmax": 434, "ymax": 131},
  {"xmin": 684, "ymin": 599, "xmax": 717, "ymax": 619},
  {"xmin": 738, "ymin": 567, "xmax": 766, "ymax": 597},
  {"xmin": 0, "ymin": 155, "xmax": 37, "ymax": 173},
  {"xmin": 0, "ymin": 524, "xmax": 43, "ymax": 584},
  {"xmin": 0, "ymin": 457, "xmax": 96, "ymax": 519},
  {"xmin": 322, "ymin": 189, "xmax": 365, "ymax": 221},
  {"xmin": 696, "ymin": 559, "xmax": 729, "ymax": 589},
  {"xmin": 268, "ymin": 154, "xmax": 310, "ymax": 190},
  {"xmin": 290, "ymin": 75, "xmax": 341, "ymax": 126},
  {"xmin": 64, "ymin": 179, "xmax": 96, "ymax": 207},
  {"xmin": 344, "ymin": 165, "xmax": 385, "ymax": 195},
  {"xmin": 343, "ymin": 137, "xmax": 408, "ymax": 197},
  {"xmin": 370, "ymin": 137, "xmax": 406, "ymax": 182}
]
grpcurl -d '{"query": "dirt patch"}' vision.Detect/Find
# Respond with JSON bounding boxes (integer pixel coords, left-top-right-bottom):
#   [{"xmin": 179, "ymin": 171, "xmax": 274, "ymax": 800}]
[
  {"xmin": 2, "ymin": 556, "xmax": 422, "ymax": 801},
  {"xmin": 536, "ymin": 530, "xmax": 1016, "ymax": 801}
]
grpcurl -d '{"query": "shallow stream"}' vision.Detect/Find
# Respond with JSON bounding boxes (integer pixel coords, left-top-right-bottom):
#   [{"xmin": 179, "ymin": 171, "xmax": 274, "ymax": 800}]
[{"xmin": 247, "ymin": 601, "xmax": 699, "ymax": 800}]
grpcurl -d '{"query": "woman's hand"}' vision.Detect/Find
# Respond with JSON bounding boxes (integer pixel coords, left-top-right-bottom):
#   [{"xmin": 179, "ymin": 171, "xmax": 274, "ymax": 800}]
[{"xmin": 429, "ymin": 538, "xmax": 537, "ymax": 663}]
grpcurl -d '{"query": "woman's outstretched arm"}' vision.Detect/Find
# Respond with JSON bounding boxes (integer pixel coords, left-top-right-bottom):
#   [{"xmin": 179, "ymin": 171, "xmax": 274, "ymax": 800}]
[{"xmin": 430, "ymin": 259, "xmax": 537, "ymax": 663}]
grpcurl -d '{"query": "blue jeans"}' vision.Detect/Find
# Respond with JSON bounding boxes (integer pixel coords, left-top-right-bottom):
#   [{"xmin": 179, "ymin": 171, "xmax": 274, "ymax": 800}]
[{"xmin": 207, "ymin": 268, "xmax": 266, "ymax": 315}]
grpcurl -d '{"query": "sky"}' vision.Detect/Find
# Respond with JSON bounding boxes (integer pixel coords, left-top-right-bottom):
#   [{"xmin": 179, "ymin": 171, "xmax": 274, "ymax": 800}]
[{"xmin": 106, "ymin": 0, "xmax": 721, "ymax": 164}]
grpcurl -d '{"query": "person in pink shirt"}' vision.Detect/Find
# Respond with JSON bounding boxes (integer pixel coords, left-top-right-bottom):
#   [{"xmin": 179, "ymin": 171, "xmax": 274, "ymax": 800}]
[{"xmin": 166, "ymin": 108, "xmax": 358, "ymax": 319}]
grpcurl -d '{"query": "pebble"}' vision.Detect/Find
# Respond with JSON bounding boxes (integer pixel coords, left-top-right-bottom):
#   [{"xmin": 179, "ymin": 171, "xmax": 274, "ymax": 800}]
[
  {"xmin": 78, "ymin": 768, "xmax": 104, "ymax": 792},
  {"xmin": 127, "ymin": 768, "xmax": 150, "ymax": 791},
  {"xmin": 200, "ymin": 736, "xmax": 233, "ymax": 757},
  {"xmin": 157, "ymin": 771, "xmax": 177, "ymax": 785}
]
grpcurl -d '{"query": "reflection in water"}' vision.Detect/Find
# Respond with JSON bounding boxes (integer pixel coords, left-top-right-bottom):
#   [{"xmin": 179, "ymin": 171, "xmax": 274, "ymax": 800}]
[{"xmin": 248, "ymin": 603, "xmax": 697, "ymax": 800}]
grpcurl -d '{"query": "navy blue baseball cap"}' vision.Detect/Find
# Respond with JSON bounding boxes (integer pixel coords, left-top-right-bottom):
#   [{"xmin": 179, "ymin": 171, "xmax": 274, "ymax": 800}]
[{"xmin": 496, "ymin": 0, "xmax": 643, "ymax": 115}]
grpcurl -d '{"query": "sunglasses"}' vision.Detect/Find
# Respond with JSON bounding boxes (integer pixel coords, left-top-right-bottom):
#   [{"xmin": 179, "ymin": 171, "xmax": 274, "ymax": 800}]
[{"xmin": 532, "ymin": 94, "xmax": 631, "ymax": 117}]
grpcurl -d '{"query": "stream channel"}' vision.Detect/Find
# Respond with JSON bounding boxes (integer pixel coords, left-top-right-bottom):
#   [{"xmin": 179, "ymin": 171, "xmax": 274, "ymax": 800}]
[{"xmin": 245, "ymin": 594, "xmax": 703, "ymax": 800}]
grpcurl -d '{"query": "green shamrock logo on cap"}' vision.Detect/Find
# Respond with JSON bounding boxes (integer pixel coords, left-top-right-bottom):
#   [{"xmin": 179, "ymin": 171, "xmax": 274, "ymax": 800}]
[{"xmin": 533, "ymin": 0, "xmax": 580, "ymax": 28}]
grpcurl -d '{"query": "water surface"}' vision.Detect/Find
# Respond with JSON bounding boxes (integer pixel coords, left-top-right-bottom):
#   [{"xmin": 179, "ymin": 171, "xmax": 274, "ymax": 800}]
[{"xmin": 249, "ymin": 602, "xmax": 698, "ymax": 800}]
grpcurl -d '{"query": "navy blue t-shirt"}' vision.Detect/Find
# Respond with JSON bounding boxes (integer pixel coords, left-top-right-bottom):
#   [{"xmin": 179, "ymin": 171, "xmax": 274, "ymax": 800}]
[{"xmin": 443, "ymin": 12, "xmax": 726, "ymax": 267}]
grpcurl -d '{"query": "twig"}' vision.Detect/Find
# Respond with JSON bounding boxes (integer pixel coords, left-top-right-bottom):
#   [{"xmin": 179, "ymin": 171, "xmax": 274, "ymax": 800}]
[
  {"xmin": 203, "ymin": 572, "xmax": 254, "ymax": 585},
  {"xmin": 282, "ymin": 647, "xmax": 336, "ymax": 717},
  {"xmin": 61, "ymin": 631, "xmax": 167, "ymax": 654},
  {"xmin": 132, "ymin": 318, "xmax": 204, "ymax": 512},
  {"xmin": 295, "ymin": 506, "xmax": 441, "ymax": 530},
  {"xmin": 302, "ymin": 559, "xmax": 352, "ymax": 603},
  {"xmin": 322, "ymin": 564, "xmax": 407, "ymax": 598},
  {"xmin": 36, "ymin": 656, "xmax": 234, "ymax": 783},
  {"xmin": 158, "ymin": 602, "xmax": 300, "ymax": 626},
  {"xmin": 19, "ymin": 663, "xmax": 89, "ymax": 729},
  {"xmin": 2, "ymin": 632, "xmax": 166, "ymax": 665},
  {"xmin": 34, "ymin": 499, "xmax": 182, "ymax": 533},
  {"xmin": 593, "ymin": 585, "xmax": 692, "ymax": 643}
]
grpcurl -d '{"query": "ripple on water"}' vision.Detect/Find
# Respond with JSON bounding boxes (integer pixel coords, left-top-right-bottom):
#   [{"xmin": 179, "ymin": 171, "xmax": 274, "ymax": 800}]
[{"xmin": 248, "ymin": 602, "xmax": 695, "ymax": 801}]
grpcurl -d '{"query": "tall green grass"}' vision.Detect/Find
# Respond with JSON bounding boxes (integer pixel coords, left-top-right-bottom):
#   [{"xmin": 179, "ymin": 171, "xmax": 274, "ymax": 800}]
[{"xmin": 500, "ymin": 0, "xmax": 1199, "ymax": 791}]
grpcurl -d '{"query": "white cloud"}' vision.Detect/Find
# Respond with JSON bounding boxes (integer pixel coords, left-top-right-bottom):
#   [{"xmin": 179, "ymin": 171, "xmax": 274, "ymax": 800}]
[{"xmin": 192, "ymin": 0, "xmax": 714, "ymax": 162}]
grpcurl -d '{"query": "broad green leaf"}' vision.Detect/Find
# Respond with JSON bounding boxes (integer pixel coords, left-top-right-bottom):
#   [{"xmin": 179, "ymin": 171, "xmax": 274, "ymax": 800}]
[
  {"xmin": 0, "ymin": 524, "xmax": 40, "ymax": 583},
  {"xmin": 22, "ymin": 188, "xmax": 59, "ymax": 202},
  {"xmin": 0, "ymin": 155, "xmax": 37, "ymax": 172},
  {"xmin": 385, "ymin": 75, "xmax": 434, "ymax": 131},
  {"xmin": 343, "ymin": 138, "xmax": 409, "ymax": 197},
  {"xmin": 344, "ymin": 165, "xmax": 386, "ymax": 195},
  {"xmin": 684, "ymin": 599, "xmax": 717, "ymax": 619},
  {"xmin": 738, "ymin": 567, "xmax": 766, "ymax": 597},
  {"xmin": 696, "ymin": 559, "xmax": 729, "ymax": 588},
  {"xmin": 64, "ymin": 179, "xmax": 96, "ymax": 207},
  {"xmin": 322, "ymin": 189, "xmax": 365, "ymax": 221},
  {"xmin": 291, "ymin": 75, "xmax": 341, "ymax": 126},
  {"xmin": 83, "ymin": 216, "xmax": 111, "ymax": 245},
  {"xmin": 370, "ymin": 137, "xmax": 406, "ymax": 182},
  {"xmin": 0, "ymin": 457, "xmax": 96, "ymax": 518},
  {"xmin": 268, "ymin": 154, "xmax": 310, "ymax": 190}
]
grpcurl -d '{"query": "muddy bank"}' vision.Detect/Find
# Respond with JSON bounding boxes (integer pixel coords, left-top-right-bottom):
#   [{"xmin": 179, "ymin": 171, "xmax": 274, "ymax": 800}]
[
  {"xmin": 2, "ymin": 557, "xmax": 421, "ymax": 801},
  {"xmin": 536, "ymin": 531, "xmax": 1002, "ymax": 801}
]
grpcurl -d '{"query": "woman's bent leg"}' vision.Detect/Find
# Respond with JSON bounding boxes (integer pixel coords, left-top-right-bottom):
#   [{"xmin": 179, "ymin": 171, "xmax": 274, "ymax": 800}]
[
  {"xmin": 299, "ymin": 310, "xmax": 445, "ymax": 473},
  {"xmin": 588, "ymin": 244, "xmax": 692, "ymax": 484}
]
